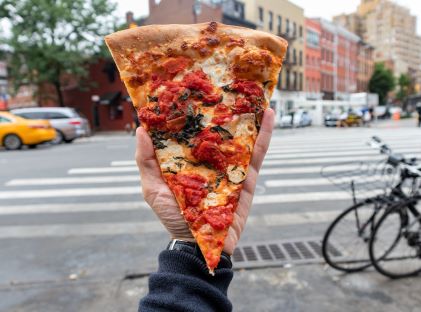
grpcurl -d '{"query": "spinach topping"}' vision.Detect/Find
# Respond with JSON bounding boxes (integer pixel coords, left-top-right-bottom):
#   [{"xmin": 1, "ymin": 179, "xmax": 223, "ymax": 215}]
[
  {"xmin": 170, "ymin": 104, "xmax": 204, "ymax": 144},
  {"xmin": 153, "ymin": 105, "xmax": 160, "ymax": 115},
  {"xmin": 178, "ymin": 89, "xmax": 191, "ymax": 101},
  {"xmin": 222, "ymin": 84, "xmax": 232, "ymax": 92},
  {"xmin": 150, "ymin": 130, "xmax": 167, "ymax": 149},
  {"xmin": 215, "ymin": 174, "xmax": 225, "ymax": 189},
  {"xmin": 148, "ymin": 95, "xmax": 158, "ymax": 102},
  {"xmin": 210, "ymin": 125, "xmax": 233, "ymax": 140}
]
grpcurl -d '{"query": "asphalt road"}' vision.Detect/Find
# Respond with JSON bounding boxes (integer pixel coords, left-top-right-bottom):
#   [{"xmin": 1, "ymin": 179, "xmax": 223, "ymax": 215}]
[{"xmin": 1, "ymin": 120, "xmax": 421, "ymax": 311}]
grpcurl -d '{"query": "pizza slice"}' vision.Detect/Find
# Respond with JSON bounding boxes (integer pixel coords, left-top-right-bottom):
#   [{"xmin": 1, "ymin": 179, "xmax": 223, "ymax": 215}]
[{"xmin": 105, "ymin": 22, "xmax": 287, "ymax": 273}]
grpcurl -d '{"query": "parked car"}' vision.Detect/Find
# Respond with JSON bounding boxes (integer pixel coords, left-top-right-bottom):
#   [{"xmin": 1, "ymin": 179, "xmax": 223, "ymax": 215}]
[
  {"xmin": 0, "ymin": 111, "xmax": 56, "ymax": 150},
  {"xmin": 339, "ymin": 110, "xmax": 363, "ymax": 127},
  {"xmin": 11, "ymin": 107, "xmax": 91, "ymax": 144},
  {"xmin": 279, "ymin": 110, "xmax": 312, "ymax": 128},
  {"xmin": 324, "ymin": 111, "xmax": 340, "ymax": 127}
]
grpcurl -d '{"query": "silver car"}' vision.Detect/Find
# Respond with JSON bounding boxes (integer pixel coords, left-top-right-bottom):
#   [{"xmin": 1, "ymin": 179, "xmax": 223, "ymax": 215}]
[{"xmin": 11, "ymin": 107, "xmax": 91, "ymax": 144}]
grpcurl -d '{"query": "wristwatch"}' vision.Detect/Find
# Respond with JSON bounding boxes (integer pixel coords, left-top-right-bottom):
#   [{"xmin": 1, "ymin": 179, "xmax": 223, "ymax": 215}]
[{"xmin": 167, "ymin": 239, "xmax": 232, "ymax": 269}]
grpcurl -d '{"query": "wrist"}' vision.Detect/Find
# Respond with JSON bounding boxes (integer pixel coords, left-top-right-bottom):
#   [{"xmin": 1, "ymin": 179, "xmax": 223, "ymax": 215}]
[{"xmin": 166, "ymin": 239, "xmax": 232, "ymax": 269}]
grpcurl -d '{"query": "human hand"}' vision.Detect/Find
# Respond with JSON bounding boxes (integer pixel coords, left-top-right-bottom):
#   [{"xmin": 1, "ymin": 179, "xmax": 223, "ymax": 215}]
[{"xmin": 135, "ymin": 108, "xmax": 275, "ymax": 255}]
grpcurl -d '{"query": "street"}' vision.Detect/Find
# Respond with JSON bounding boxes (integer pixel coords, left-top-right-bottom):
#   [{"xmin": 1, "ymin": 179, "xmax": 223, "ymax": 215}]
[{"xmin": 1, "ymin": 121, "xmax": 421, "ymax": 311}]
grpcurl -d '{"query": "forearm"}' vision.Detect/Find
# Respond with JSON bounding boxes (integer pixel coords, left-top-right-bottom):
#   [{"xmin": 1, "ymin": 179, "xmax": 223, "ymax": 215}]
[{"xmin": 139, "ymin": 249, "xmax": 233, "ymax": 312}]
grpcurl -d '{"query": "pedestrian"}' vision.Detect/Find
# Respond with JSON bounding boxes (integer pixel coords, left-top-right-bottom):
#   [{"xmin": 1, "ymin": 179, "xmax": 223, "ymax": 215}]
[
  {"xmin": 135, "ymin": 109, "xmax": 275, "ymax": 312},
  {"xmin": 416, "ymin": 103, "xmax": 421, "ymax": 127}
]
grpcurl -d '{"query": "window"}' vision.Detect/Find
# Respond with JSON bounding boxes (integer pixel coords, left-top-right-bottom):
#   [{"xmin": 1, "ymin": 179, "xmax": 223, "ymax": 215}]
[
  {"xmin": 286, "ymin": 48, "xmax": 290, "ymax": 62},
  {"xmin": 14, "ymin": 112, "xmax": 47, "ymax": 119},
  {"xmin": 0, "ymin": 116, "xmax": 11, "ymax": 123},
  {"xmin": 286, "ymin": 19, "xmax": 290, "ymax": 34},
  {"xmin": 46, "ymin": 112, "xmax": 68, "ymax": 119},
  {"xmin": 299, "ymin": 73, "xmax": 303, "ymax": 90},
  {"xmin": 299, "ymin": 50, "xmax": 303, "ymax": 66},
  {"xmin": 268, "ymin": 11, "xmax": 273, "ymax": 31},
  {"xmin": 286, "ymin": 70, "xmax": 290, "ymax": 89},
  {"xmin": 277, "ymin": 71, "xmax": 282, "ymax": 89},
  {"xmin": 299, "ymin": 26, "xmax": 303, "ymax": 38},
  {"xmin": 293, "ymin": 48, "xmax": 297, "ymax": 64},
  {"xmin": 293, "ymin": 71, "xmax": 297, "ymax": 90},
  {"xmin": 258, "ymin": 7, "xmax": 264, "ymax": 23},
  {"xmin": 293, "ymin": 22, "xmax": 297, "ymax": 37},
  {"xmin": 277, "ymin": 15, "xmax": 282, "ymax": 34}
]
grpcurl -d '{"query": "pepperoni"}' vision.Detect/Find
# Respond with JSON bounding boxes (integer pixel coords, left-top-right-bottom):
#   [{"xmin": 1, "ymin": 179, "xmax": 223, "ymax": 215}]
[
  {"xmin": 182, "ymin": 70, "xmax": 213, "ymax": 94},
  {"xmin": 192, "ymin": 140, "xmax": 227, "ymax": 171},
  {"xmin": 137, "ymin": 108, "xmax": 166, "ymax": 128},
  {"xmin": 161, "ymin": 56, "xmax": 191, "ymax": 75},
  {"xmin": 195, "ymin": 127, "xmax": 222, "ymax": 144},
  {"xmin": 202, "ymin": 204, "xmax": 234, "ymax": 230},
  {"xmin": 212, "ymin": 103, "xmax": 233, "ymax": 125},
  {"xmin": 231, "ymin": 80, "xmax": 264, "ymax": 97},
  {"xmin": 202, "ymin": 94, "xmax": 223, "ymax": 105},
  {"xmin": 185, "ymin": 188, "xmax": 208, "ymax": 206}
]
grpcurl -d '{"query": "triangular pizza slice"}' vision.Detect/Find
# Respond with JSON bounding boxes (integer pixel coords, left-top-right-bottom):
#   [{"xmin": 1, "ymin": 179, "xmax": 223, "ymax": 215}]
[{"xmin": 105, "ymin": 22, "xmax": 287, "ymax": 273}]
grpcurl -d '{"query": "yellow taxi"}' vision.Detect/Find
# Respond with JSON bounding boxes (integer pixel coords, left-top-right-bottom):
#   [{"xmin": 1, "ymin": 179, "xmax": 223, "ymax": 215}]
[{"xmin": 0, "ymin": 111, "xmax": 56, "ymax": 150}]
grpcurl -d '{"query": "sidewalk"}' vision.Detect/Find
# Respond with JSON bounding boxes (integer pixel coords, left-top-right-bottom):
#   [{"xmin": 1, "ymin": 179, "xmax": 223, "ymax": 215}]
[{"xmin": 3, "ymin": 264, "xmax": 420, "ymax": 312}]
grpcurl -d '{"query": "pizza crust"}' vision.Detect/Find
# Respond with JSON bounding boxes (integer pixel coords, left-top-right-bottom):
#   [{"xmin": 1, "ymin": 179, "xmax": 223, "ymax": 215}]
[{"xmin": 105, "ymin": 22, "xmax": 287, "ymax": 74}]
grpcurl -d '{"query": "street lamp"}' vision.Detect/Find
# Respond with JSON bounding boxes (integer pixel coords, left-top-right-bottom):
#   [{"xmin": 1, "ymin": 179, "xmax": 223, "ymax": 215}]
[{"xmin": 192, "ymin": 0, "xmax": 201, "ymax": 23}]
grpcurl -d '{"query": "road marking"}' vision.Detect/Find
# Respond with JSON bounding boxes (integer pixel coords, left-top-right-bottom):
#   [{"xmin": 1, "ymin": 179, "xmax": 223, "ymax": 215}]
[
  {"xmin": 5, "ymin": 175, "xmax": 140, "ymax": 186},
  {"xmin": 0, "ymin": 209, "xmax": 356, "ymax": 239},
  {"xmin": 252, "ymin": 191, "xmax": 352, "ymax": 204},
  {"xmin": 266, "ymin": 148, "xmax": 421, "ymax": 159},
  {"xmin": 259, "ymin": 164, "xmax": 355, "ymax": 175},
  {"xmin": 68, "ymin": 167, "xmax": 138, "ymax": 174},
  {"xmin": 106, "ymin": 144, "xmax": 129, "ymax": 149},
  {"xmin": 0, "ymin": 221, "xmax": 165, "ymax": 238},
  {"xmin": 0, "ymin": 186, "xmax": 142, "ymax": 199},
  {"xmin": 111, "ymin": 160, "xmax": 136, "ymax": 166},
  {"xmin": 0, "ymin": 201, "xmax": 149, "ymax": 215},
  {"xmin": 263, "ymin": 153, "xmax": 421, "ymax": 166},
  {"xmin": 265, "ymin": 177, "xmax": 349, "ymax": 187}
]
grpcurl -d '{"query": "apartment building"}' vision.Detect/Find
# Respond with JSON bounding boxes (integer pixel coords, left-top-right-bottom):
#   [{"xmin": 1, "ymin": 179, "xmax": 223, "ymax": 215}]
[
  {"xmin": 334, "ymin": 0, "xmax": 421, "ymax": 80},
  {"xmin": 357, "ymin": 41, "xmax": 374, "ymax": 92},
  {"xmin": 304, "ymin": 18, "xmax": 321, "ymax": 99},
  {"xmin": 240, "ymin": 0, "xmax": 305, "ymax": 93}
]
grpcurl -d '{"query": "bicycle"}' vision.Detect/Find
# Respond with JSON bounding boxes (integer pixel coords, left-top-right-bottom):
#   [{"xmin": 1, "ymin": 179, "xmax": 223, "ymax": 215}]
[
  {"xmin": 368, "ymin": 139, "xmax": 421, "ymax": 278},
  {"xmin": 321, "ymin": 136, "xmax": 419, "ymax": 273}
]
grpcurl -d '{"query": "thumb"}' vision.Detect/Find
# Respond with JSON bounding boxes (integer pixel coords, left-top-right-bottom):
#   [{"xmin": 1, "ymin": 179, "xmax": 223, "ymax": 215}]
[{"xmin": 135, "ymin": 127, "xmax": 163, "ymax": 181}]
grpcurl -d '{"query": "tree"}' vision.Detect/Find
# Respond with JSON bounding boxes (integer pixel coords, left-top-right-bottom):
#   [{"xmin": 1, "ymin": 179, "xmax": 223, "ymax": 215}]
[
  {"xmin": 368, "ymin": 63, "xmax": 395, "ymax": 106},
  {"xmin": 396, "ymin": 73, "xmax": 411, "ymax": 103},
  {"xmin": 0, "ymin": 0, "xmax": 116, "ymax": 106}
]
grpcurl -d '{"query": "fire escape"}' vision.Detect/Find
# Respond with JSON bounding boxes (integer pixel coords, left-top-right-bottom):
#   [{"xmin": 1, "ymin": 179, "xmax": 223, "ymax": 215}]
[{"xmin": 277, "ymin": 27, "xmax": 298, "ymax": 92}]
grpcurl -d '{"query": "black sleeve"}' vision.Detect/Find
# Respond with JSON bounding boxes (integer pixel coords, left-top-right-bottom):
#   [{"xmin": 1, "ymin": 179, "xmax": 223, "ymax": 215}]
[{"xmin": 139, "ymin": 250, "xmax": 233, "ymax": 312}]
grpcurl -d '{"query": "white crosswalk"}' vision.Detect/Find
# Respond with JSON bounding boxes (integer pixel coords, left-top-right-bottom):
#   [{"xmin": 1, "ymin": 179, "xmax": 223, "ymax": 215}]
[{"xmin": 0, "ymin": 129, "xmax": 419, "ymax": 239}]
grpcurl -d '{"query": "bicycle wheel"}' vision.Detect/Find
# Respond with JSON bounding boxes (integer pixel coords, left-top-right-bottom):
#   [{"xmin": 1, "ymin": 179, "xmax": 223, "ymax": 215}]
[
  {"xmin": 322, "ymin": 200, "xmax": 383, "ymax": 272},
  {"xmin": 369, "ymin": 204, "xmax": 421, "ymax": 278}
]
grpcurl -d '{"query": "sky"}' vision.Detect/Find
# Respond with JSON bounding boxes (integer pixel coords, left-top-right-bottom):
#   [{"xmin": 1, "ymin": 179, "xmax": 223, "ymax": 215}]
[{"xmin": 115, "ymin": 0, "xmax": 421, "ymax": 34}]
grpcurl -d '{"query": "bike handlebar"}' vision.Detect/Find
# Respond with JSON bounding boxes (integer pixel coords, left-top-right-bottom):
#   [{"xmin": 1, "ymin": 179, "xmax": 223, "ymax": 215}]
[{"xmin": 367, "ymin": 136, "xmax": 421, "ymax": 177}]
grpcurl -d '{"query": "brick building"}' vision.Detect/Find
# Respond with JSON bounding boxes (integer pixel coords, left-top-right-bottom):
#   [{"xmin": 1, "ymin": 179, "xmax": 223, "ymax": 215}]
[
  {"xmin": 304, "ymin": 18, "xmax": 321, "ymax": 99},
  {"xmin": 357, "ymin": 41, "xmax": 374, "ymax": 92},
  {"xmin": 317, "ymin": 19, "xmax": 336, "ymax": 100},
  {"xmin": 335, "ymin": 26, "xmax": 359, "ymax": 99}
]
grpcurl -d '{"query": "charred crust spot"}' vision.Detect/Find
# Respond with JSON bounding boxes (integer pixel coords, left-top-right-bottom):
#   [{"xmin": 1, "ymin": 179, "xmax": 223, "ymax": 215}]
[
  {"xmin": 206, "ymin": 21, "xmax": 218, "ymax": 33},
  {"xmin": 128, "ymin": 73, "xmax": 148, "ymax": 87},
  {"xmin": 166, "ymin": 47, "xmax": 174, "ymax": 56},
  {"xmin": 192, "ymin": 42, "xmax": 201, "ymax": 50},
  {"xmin": 181, "ymin": 42, "xmax": 189, "ymax": 50},
  {"xmin": 206, "ymin": 36, "xmax": 220, "ymax": 47},
  {"xmin": 227, "ymin": 38, "xmax": 245, "ymax": 48},
  {"xmin": 199, "ymin": 47, "xmax": 210, "ymax": 57}
]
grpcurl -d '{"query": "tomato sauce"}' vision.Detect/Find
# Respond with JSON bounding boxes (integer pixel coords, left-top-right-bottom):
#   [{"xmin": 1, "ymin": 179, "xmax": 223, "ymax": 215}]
[
  {"xmin": 231, "ymin": 80, "xmax": 264, "ymax": 97},
  {"xmin": 192, "ymin": 141, "xmax": 227, "ymax": 171},
  {"xmin": 182, "ymin": 70, "xmax": 213, "ymax": 94},
  {"xmin": 211, "ymin": 103, "xmax": 233, "ymax": 125},
  {"xmin": 202, "ymin": 204, "xmax": 234, "ymax": 230}
]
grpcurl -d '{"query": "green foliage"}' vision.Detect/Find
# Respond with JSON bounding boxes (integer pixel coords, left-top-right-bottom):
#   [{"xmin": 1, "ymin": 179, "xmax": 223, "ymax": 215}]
[
  {"xmin": 0, "ymin": 0, "xmax": 117, "ymax": 106},
  {"xmin": 368, "ymin": 63, "xmax": 395, "ymax": 106},
  {"xmin": 396, "ymin": 73, "xmax": 411, "ymax": 103}
]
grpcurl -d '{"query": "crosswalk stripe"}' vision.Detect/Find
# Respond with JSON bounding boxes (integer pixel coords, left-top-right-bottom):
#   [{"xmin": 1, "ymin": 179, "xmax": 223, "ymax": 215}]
[
  {"xmin": 252, "ymin": 191, "xmax": 350, "ymax": 204},
  {"xmin": 68, "ymin": 167, "xmax": 138, "ymax": 174},
  {"xmin": 0, "ymin": 209, "xmax": 348, "ymax": 239},
  {"xmin": 263, "ymin": 153, "xmax": 421, "ymax": 166},
  {"xmin": 0, "ymin": 221, "xmax": 165, "ymax": 238},
  {"xmin": 0, "ymin": 186, "xmax": 142, "ymax": 199},
  {"xmin": 266, "ymin": 148, "xmax": 421, "ymax": 159},
  {"xmin": 0, "ymin": 201, "xmax": 149, "ymax": 215},
  {"xmin": 265, "ymin": 177, "xmax": 359, "ymax": 187},
  {"xmin": 259, "ymin": 164, "xmax": 354, "ymax": 175},
  {"xmin": 5, "ymin": 175, "xmax": 140, "ymax": 186}
]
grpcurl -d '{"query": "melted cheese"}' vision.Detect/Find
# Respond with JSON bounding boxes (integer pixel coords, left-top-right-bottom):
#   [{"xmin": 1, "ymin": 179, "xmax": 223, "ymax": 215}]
[
  {"xmin": 227, "ymin": 164, "xmax": 247, "ymax": 184},
  {"xmin": 155, "ymin": 140, "xmax": 186, "ymax": 173},
  {"xmin": 200, "ymin": 51, "xmax": 233, "ymax": 87},
  {"xmin": 234, "ymin": 113, "xmax": 256, "ymax": 138}
]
